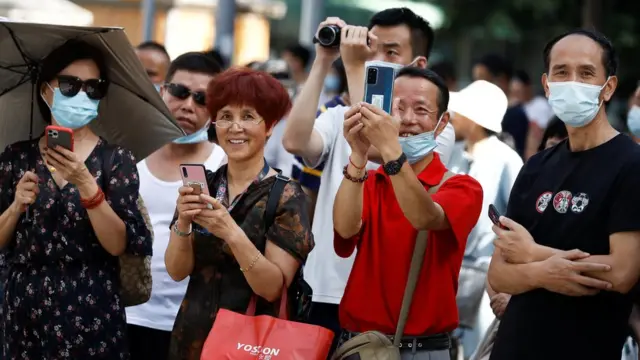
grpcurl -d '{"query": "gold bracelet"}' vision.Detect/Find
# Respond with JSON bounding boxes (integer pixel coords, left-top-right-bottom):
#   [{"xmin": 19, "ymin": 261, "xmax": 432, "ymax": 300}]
[{"xmin": 240, "ymin": 253, "xmax": 262, "ymax": 273}]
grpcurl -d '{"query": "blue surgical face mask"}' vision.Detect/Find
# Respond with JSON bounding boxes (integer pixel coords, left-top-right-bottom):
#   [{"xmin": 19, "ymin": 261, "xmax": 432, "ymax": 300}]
[
  {"xmin": 46, "ymin": 86, "xmax": 99, "ymax": 129},
  {"xmin": 398, "ymin": 115, "xmax": 443, "ymax": 164},
  {"xmin": 547, "ymin": 79, "xmax": 608, "ymax": 127},
  {"xmin": 173, "ymin": 122, "xmax": 210, "ymax": 144},
  {"xmin": 627, "ymin": 105, "xmax": 640, "ymax": 137},
  {"xmin": 324, "ymin": 75, "xmax": 340, "ymax": 93}
]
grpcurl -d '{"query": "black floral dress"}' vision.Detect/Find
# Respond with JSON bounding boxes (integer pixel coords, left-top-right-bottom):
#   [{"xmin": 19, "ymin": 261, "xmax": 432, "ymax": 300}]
[
  {"xmin": 0, "ymin": 138, "xmax": 152, "ymax": 359},
  {"xmin": 168, "ymin": 165, "xmax": 314, "ymax": 360}
]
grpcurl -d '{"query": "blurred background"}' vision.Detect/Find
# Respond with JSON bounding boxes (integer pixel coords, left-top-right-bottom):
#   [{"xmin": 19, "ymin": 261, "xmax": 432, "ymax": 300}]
[{"xmin": 5, "ymin": 0, "xmax": 638, "ymax": 123}]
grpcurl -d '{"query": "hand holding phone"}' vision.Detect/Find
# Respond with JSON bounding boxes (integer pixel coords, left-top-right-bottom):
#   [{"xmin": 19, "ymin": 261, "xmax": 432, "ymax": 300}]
[
  {"xmin": 46, "ymin": 125, "xmax": 74, "ymax": 152},
  {"xmin": 488, "ymin": 204, "xmax": 509, "ymax": 230},
  {"xmin": 180, "ymin": 164, "xmax": 212, "ymax": 209}
]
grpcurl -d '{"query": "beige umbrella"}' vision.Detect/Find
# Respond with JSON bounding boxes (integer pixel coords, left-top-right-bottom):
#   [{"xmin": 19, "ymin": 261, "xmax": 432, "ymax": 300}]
[{"xmin": 0, "ymin": 20, "xmax": 185, "ymax": 161}]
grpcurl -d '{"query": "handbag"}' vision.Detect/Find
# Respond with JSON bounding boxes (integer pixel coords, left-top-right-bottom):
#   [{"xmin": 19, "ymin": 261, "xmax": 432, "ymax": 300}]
[
  {"xmin": 263, "ymin": 174, "xmax": 313, "ymax": 322},
  {"xmin": 200, "ymin": 277, "xmax": 335, "ymax": 359},
  {"xmin": 331, "ymin": 171, "xmax": 454, "ymax": 360},
  {"xmin": 103, "ymin": 147, "xmax": 153, "ymax": 307}
]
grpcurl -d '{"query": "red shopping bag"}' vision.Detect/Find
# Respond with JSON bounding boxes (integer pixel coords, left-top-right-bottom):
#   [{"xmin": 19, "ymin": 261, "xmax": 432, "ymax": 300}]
[{"xmin": 201, "ymin": 286, "xmax": 334, "ymax": 360}]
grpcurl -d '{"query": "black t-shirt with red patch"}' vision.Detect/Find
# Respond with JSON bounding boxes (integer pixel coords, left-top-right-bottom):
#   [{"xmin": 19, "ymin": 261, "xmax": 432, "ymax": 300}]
[{"xmin": 490, "ymin": 134, "xmax": 640, "ymax": 360}]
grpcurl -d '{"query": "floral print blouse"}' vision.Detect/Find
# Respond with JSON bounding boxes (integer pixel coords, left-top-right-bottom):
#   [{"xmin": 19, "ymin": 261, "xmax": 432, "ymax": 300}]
[
  {"xmin": 168, "ymin": 165, "xmax": 314, "ymax": 360},
  {"xmin": 0, "ymin": 138, "xmax": 152, "ymax": 359}
]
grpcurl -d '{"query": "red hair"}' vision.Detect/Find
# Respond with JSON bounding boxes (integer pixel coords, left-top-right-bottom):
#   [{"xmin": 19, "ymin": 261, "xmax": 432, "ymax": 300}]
[{"xmin": 206, "ymin": 67, "xmax": 292, "ymax": 129}]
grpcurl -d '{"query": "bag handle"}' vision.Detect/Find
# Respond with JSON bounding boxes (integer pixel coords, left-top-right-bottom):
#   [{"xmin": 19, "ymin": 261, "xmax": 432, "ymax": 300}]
[
  {"xmin": 245, "ymin": 274, "xmax": 289, "ymax": 320},
  {"xmin": 245, "ymin": 173, "xmax": 291, "ymax": 320},
  {"xmin": 393, "ymin": 170, "xmax": 454, "ymax": 345}
]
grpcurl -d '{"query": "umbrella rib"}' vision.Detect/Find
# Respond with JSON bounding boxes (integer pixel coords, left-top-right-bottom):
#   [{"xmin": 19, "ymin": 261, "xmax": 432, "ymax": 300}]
[
  {"xmin": 0, "ymin": 65, "xmax": 27, "ymax": 75},
  {"xmin": 0, "ymin": 74, "xmax": 30, "ymax": 97},
  {"xmin": 1, "ymin": 23, "xmax": 32, "ymax": 65}
]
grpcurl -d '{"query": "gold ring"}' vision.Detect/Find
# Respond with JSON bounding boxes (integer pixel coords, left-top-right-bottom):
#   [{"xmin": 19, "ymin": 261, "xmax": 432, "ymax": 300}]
[{"xmin": 49, "ymin": 166, "xmax": 56, "ymax": 173}]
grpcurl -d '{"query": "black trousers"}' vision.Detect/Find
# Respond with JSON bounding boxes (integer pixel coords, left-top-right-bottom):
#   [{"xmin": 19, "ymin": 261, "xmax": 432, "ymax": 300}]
[
  {"xmin": 127, "ymin": 324, "xmax": 172, "ymax": 360},
  {"xmin": 308, "ymin": 302, "xmax": 342, "ymax": 360}
]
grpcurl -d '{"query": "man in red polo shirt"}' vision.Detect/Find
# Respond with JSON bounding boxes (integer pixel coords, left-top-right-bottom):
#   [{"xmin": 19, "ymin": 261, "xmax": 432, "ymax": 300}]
[{"xmin": 333, "ymin": 67, "xmax": 483, "ymax": 359}]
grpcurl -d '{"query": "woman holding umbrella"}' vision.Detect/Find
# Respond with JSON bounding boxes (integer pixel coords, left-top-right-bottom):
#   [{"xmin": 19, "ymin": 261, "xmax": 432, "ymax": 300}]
[{"xmin": 0, "ymin": 40, "xmax": 152, "ymax": 358}]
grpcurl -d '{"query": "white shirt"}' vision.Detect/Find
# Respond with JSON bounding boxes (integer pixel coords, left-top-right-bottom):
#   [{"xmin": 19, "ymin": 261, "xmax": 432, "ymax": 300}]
[
  {"xmin": 126, "ymin": 145, "xmax": 226, "ymax": 331},
  {"xmin": 448, "ymin": 135, "xmax": 522, "ymax": 346},
  {"xmin": 264, "ymin": 118, "xmax": 294, "ymax": 177},
  {"xmin": 303, "ymin": 105, "xmax": 456, "ymax": 304}
]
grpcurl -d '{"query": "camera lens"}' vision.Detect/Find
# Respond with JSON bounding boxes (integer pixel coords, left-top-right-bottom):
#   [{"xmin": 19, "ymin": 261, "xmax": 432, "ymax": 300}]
[
  {"xmin": 316, "ymin": 25, "xmax": 340, "ymax": 48},
  {"xmin": 181, "ymin": 167, "xmax": 188, "ymax": 178},
  {"xmin": 367, "ymin": 68, "xmax": 378, "ymax": 85}
]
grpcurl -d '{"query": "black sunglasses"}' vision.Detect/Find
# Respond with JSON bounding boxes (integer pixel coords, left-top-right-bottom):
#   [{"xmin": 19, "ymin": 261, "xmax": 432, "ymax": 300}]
[
  {"xmin": 165, "ymin": 83, "xmax": 206, "ymax": 106},
  {"xmin": 56, "ymin": 75, "xmax": 109, "ymax": 100}
]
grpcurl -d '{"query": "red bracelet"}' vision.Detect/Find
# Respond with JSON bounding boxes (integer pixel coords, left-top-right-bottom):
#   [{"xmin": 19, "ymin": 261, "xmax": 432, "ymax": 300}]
[
  {"xmin": 81, "ymin": 188, "xmax": 105, "ymax": 210},
  {"xmin": 349, "ymin": 156, "xmax": 366, "ymax": 170}
]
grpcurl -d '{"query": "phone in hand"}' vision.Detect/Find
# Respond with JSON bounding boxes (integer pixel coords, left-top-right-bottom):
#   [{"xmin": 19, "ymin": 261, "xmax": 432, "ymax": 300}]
[
  {"xmin": 179, "ymin": 164, "xmax": 210, "ymax": 196},
  {"xmin": 46, "ymin": 125, "xmax": 74, "ymax": 151},
  {"xmin": 364, "ymin": 61, "xmax": 403, "ymax": 113},
  {"xmin": 488, "ymin": 204, "xmax": 509, "ymax": 230}
]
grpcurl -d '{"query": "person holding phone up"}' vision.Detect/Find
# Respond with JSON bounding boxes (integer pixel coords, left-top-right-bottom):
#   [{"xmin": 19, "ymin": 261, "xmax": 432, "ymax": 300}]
[
  {"xmin": 0, "ymin": 41, "xmax": 152, "ymax": 358},
  {"xmin": 165, "ymin": 68, "xmax": 314, "ymax": 360},
  {"xmin": 333, "ymin": 67, "xmax": 483, "ymax": 359}
]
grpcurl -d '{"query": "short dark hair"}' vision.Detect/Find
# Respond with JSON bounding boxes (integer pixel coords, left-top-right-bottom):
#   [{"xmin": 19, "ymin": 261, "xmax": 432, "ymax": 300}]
[
  {"xmin": 332, "ymin": 58, "xmax": 348, "ymax": 95},
  {"xmin": 203, "ymin": 49, "xmax": 227, "ymax": 69},
  {"xmin": 136, "ymin": 41, "xmax": 170, "ymax": 60},
  {"xmin": 538, "ymin": 116, "xmax": 568, "ymax": 151},
  {"xmin": 475, "ymin": 53, "xmax": 513, "ymax": 81},
  {"xmin": 429, "ymin": 60, "xmax": 456, "ymax": 82},
  {"xmin": 283, "ymin": 44, "xmax": 312, "ymax": 68},
  {"xmin": 513, "ymin": 70, "xmax": 531, "ymax": 85},
  {"xmin": 543, "ymin": 28, "xmax": 617, "ymax": 77},
  {"xmin": 37, "ymin": 40, "xmax": 109, "ymax": 124},
  {"xmin": 368, "ymin": 7, "xmax": 435, "ymax": 58},
  {"xmin": 396, "ymin": 67, "xmax": 449, "ymax": 117},
  {"xmin": 165, "ymin": 52, "xmax": 223, "ymax": 83}
]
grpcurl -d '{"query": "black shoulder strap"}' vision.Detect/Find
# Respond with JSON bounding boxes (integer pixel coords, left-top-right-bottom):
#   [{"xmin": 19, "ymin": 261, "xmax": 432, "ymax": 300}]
[{"xmin": 264, "ymin": 174, "xmax": 290, "ymax": 229}]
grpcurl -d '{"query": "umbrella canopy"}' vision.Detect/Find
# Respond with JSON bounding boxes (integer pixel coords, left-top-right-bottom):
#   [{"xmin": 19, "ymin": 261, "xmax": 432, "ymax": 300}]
[{"xmin": 0, "ymin": 20, "xmax": 185, "ymax": 161}]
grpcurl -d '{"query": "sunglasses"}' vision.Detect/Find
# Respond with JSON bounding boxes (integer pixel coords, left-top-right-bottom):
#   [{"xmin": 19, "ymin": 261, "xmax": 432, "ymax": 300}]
[
  {"xmin": 165, "ymin": 83, "xmax": 206, "ymax": 106},
  {"xmin": 56, "ymin": 75, "xmax": 109, "ymax": 100}
]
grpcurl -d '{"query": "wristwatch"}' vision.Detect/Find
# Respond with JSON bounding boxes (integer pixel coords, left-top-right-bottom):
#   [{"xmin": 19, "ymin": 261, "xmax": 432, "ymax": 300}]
[{"xmin": 383, "ymin": 152, "xmax": 407, "ymax": 176}]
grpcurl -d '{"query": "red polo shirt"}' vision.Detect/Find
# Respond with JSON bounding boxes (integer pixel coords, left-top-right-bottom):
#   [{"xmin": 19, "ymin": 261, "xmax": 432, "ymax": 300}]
[{"xmin": 334, "ymin": 154, "xmax": 483, "ymax": 336}]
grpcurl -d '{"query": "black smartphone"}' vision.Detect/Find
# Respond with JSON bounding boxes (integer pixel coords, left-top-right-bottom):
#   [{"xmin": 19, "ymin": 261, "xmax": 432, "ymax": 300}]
[{"xmin": 488, "ymin": 204, "xmax": 508, "ymax": 230}]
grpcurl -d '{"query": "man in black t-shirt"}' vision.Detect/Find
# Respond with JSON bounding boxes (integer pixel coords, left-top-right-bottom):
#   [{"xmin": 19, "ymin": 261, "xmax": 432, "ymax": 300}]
[{"xmin": 487, "ymin": 29, "xmax": 640, "ymax": 360}]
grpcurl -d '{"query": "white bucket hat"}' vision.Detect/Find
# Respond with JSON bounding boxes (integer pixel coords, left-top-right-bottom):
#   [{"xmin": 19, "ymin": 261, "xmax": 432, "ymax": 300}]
[{"xmin": 448, "ymin": 80, "xmax": 508, "ymax": 133}]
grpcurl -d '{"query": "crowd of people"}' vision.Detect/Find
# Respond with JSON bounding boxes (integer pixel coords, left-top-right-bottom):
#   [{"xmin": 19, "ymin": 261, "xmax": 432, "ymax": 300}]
[{"xmin": 0, "ymin": 5, "xmax": 639, "ymax": 360}]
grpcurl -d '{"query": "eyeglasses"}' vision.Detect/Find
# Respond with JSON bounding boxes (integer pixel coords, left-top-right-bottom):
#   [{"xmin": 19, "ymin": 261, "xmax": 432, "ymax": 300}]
[
  {"xmin": 165, "ymin": 83, "xmax": 206, "ymax": 106},
  {"xmin": 213, "ymin": 117, "xmax": 264, "ymax": 129},
  {"xmin": 56, "ymin": 75, "xmax": 109, "ymax": 100}
]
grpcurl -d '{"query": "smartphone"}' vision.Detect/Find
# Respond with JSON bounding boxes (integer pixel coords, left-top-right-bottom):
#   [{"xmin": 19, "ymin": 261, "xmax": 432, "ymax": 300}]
[
  {"xmin": 364, "ymin": 61, "xmax": 403, "ymax": 113},
  {"xmin": 179, "ymin": 164, "xmax": 210, "ymax": 196},
  {"xmin": 488, "ymin": 204, "xmax": 508, "ymax": 230},
  {"xmin": 46, "ymin": 125, "xmax": 74, "ymax": 151}
]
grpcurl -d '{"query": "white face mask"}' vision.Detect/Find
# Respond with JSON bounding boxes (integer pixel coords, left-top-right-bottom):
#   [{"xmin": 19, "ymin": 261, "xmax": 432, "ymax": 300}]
[
  {"xmin": 627, "ymin": 105, "xmax": 640, "ymax": 137},
  {"xmin": 547, "ymin": 78, "xmax": 609, "ymax": 127},
  {"xmin": 173, "ymin": 121, "xmax": 210, "ymax": 144}
]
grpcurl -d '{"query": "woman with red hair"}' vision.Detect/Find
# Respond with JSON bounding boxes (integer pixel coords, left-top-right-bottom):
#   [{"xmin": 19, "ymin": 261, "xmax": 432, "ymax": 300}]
[{"xmin": 164, "ymin": 68, "xmax": 314, "ymax": 360}]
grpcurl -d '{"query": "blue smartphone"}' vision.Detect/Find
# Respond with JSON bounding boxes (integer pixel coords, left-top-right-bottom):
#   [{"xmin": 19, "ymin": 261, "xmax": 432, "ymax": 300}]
[{"xmin": 364, "ymin": 61, "xmax": 403, "ymax": 113}]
